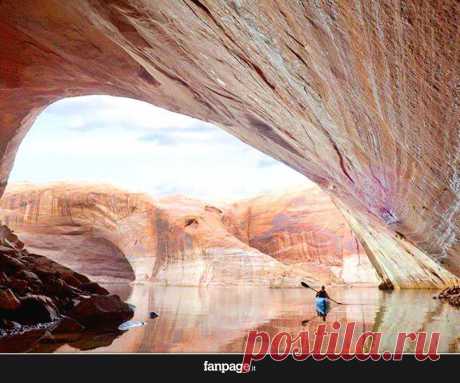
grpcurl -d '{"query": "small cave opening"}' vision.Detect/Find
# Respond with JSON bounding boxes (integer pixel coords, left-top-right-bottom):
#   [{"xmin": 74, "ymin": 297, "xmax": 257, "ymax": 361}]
[{"xmin": 184, "ymin": 217, "xmax": 199, "ymax": 228}]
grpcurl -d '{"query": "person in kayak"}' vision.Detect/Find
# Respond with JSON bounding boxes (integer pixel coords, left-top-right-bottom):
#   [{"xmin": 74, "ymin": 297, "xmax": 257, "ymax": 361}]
[
  {"xmin": 315, "ymin": 286, "xmax": 330, "ymax": 321},
  {"xmin": 316, "ymin": 286, "xmax": 329, "ymax": 299}
]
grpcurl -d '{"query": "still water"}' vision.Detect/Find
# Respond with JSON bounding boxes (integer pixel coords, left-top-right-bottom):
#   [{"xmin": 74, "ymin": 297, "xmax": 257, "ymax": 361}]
[{"xmin": 47, "ymin": 284, "xmax": 460, "ymax": 354}]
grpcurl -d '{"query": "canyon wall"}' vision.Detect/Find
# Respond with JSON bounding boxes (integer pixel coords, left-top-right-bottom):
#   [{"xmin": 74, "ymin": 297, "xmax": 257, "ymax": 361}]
[
  {"xmin": 152, "ymin": 194, "xmax": 314, "ymax": 287},
  {"xmin": 0, "ymin": 183, "xmax": 377, "ymax": 286},
  {"xmin": 0, "ymin": 183, "xmax": 156, "ymax": 282},
  {"xmin": 0, "ymin": 1, "xmax": 459, "ymax": 287},
  {"xmin": 224, "ymin": 186, "xmax": 378, "ymax": 285}
]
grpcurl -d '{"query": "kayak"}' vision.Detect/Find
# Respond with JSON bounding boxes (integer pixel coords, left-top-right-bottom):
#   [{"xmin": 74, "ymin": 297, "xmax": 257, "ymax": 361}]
[{"xmin": 315, "ymin": 297, "xmax": 330, "ymax": 316}]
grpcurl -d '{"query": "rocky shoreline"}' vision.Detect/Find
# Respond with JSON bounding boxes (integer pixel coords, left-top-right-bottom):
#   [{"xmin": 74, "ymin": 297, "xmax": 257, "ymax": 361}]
[
  {"xmin": 0, "ymin": 225, "xmax": 134, "ymax": 351},
  {"xmin": 437, "ymin": 286, "xmax": 460, "ymax": 307}
]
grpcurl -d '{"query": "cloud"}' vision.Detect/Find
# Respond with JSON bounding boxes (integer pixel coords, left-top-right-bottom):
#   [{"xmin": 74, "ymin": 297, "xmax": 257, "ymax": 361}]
[
  {"xmin": 46, "ymin": 96, "xmax": 208, "ymax": 133},
  {"xmin": 10, "ymin": 95, "xmax": 313, "ymax": 201},
  {"xmin": 137, "ymin": 133, "xmax": 177, "ymax": 145},
  {"xmin": 256, "ymin": 158, "xmax": 277, "ymax": 168}
]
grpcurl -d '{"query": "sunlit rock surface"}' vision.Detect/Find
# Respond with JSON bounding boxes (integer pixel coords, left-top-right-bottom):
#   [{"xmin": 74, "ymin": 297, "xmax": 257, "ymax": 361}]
[
  {"xmin": 336, "ymin": 199, "xmax": 459, "ymax": 288},
  {"xmin": 224, "ymin": 186, "xmax": 378, "ymax": 285},
  {"xmin": 0, "ymin": 183, "xmax": 155, "ymax": 283},
  {"xmin": 153, "ymin": 194, "xmax": 313, "ymax": 287},
  {"xmin": 0, "ymin": 1, "xmax": 459, "ymax": 287},
  {"xmin": 0, "ymin": 183, "xmax": 310, "ymax": 286},
  {"xmin": 0, "ymin": 183, "xmax": 376, "ymax": 286}
]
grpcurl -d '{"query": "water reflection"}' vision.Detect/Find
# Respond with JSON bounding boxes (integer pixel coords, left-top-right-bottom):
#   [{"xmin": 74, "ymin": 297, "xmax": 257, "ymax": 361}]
[{"xmin": 46, "ymin": 284, "xmax": 460, "ymax": 354}]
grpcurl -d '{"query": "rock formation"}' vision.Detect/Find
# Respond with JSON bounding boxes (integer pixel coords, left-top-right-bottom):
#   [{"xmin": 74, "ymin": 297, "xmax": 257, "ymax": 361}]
[
  {"xmin": 223, "ymin": 186, "xmax": 378, "ymax": 285},
  {"xmin": 437, "ymin": 286, "xmax": 460, "ymax": 307},
  {"xmin": 0, "ymin": 224, "xmax": 134, "ymax": 350},
  {"xmin": 0, "ymin": 182, "xmax": 377, "ymax": 286},
  {"xmin": 0, "ymin": 183, "xmax": 156, "ymax": 283},
  {"xmin": 152, "ymin": 194, "xmax": 311, "ymax": 287},
  {"xmin": 0, "ymin": 1, "xmax": 459, "ymax": 287}
]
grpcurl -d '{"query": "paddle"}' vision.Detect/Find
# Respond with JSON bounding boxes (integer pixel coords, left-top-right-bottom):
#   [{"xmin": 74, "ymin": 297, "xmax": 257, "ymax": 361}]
[{"xmin": 301, "ymin": 281, "xmax": 344, "ymax": 305}]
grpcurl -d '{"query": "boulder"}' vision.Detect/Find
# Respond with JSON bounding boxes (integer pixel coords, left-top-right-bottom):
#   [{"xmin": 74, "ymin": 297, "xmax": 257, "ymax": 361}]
[
  {"xmin": 62, "ymin": 272, "xmax": 90, "ymax": 287},
  {"xmin": 439, "ymin": 286, "xmax": 460, "ymax": 299},
  {"xmin": 52, "ymin": 296, "xmax": 75, "ymax": 312},
  {"xmin": 0, "ymin": 328, "xmax": 49, "ymax": 353},
  {"xmin": 13, "ymin": 270, "xmax": 43, "ymax": 293},
  {"xmin": 0, "ymin": 288, "xmax": 21, "ymax": 311},
  {"xmin": 60, "ymin": 274, "xmax": 85, "ymax": 289},
  {"xmin": 7, "ymin": 278, "xmax": 30, "ymax": 295},
  {"xmin": 15, "ymin": 295, "xmax": 60, "ymax": 325},
  {"xmin": 52, "ymin": 316, "xmax": 85, "ymax": 333},
  {"xmin": 0, "ymin": 253, "xmax": 24, "ymax": 275},
  {"xmin": 0, "ymin": 319, "xmax": 21, "ymax": 330},
  {"xmin": 41, "ymin": 275, "xmax": 76, "ymax": 298},
  {"xmin": 378, "ymin": 281, "xmax": 395, "ymax": 291},
  {"xmin": 438, "ymin": 286, "xmax": 460, "ymax": 307},
  {"xmin": 448, "ymin": 294, "xmax": 460, "ymax": 307},
  {"xmin": 0, "ymin": 272, "xmax": 9, "ymax": 285},
  {"xmin": 80, "ymin": 282, "xmax": 109, "ymax": 296},
  {"xmin": 68, "ymin": 295, "xmax": 134, "ymax": 328},
  {"xmin": 0, "ymin": 224, "xmax": 133, "ymax": 346},
  {"xmin": 48, "ymin": 316, "xmax": 86, "ymax": 341},
  {"xmin": 14, "ymin": 270, "xmax": 42, "ymax": 286}
]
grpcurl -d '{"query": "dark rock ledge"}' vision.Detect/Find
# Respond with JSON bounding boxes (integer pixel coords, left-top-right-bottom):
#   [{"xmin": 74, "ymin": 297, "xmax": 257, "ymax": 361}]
[
  {"xmin": 0, "ymin": 225, "xmax": 133, "ymax": 352},
  {"xmin": 437, "ymin": 286, "xmax": 460, "ymax": 307}
]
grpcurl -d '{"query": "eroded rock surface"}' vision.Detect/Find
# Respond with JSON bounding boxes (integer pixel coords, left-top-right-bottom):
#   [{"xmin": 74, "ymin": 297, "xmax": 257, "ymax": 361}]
[
  {"xmin": 153, "ymin": 194, "xmax": 306, "ymax": 287},
  {"xmin": 0, "ymin": 182, "xmax": 378, "ymax": 286},
  {"xmin": 0, "ymin": 1, "xmax": 459, "ymax": 287},
  {"xmin": 0, "ymin": 183, "xmax": 155, "ymax": 283},
  {"xmin": 224, "ymin": 186, "xmax": 378, "ymax": 285}
]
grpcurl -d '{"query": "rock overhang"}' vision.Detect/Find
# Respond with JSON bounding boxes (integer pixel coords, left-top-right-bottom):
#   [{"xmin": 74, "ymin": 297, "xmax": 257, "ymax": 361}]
[{"xmin": 0, "ymin": 1, "xmax": 459, "ymax": 287}]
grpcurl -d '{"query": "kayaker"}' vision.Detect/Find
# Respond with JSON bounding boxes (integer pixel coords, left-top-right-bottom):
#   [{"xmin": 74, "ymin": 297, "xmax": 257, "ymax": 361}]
[
  {"xmin": 315, "ymin": 286, "xmax": 330, "ymax": 321},
  {"xmin": 315, "ymin": 286, "xmax": 330, "ymax": 299}
]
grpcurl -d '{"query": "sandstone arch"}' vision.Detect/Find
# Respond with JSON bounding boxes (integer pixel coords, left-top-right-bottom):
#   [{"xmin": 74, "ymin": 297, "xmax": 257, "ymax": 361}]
[
  {"xmin": 0, "ymin": 183, "xmax": 142, "ymax": 282},
  {"xmin": 1, "ymin": 1, "xmax": 459, "ymax": 287}
]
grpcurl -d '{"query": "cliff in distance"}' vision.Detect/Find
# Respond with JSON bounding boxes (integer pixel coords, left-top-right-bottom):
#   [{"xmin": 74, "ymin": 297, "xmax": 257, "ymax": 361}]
[
  {"xmin": 224, "ymin": 186, "xmax": 377, "ymax": 285},
  {"xmin": 0, "ymin": 183, "xmax": 378, "ymax": 287}
]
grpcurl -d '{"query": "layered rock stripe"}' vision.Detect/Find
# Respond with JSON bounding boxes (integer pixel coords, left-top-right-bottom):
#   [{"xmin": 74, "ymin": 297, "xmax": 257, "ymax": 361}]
[
  {"xmin": 0, "ymin": 183, "xmax": 378, "ymax": 286},
  {"xmin": 0, "ymin": 1, "xmax": 459, "ymax": 287}
]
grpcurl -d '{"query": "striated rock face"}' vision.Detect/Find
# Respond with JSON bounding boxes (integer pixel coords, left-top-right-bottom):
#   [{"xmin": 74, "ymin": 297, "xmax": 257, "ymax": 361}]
[
  {"xmin": 224, "ymin": 186, "xmax": 378, "ymax": 285},
  {"xmin": 0, "ymin": 183, "xmax": 157, "ymax": 283},
  {"xmin": 0, "ymin": 183, "xmax": 314, "ymax": 286},
  {"xmin": 0, "ymin": 1, "xmax": 459, "ymax": 287},
  {"xmin": 152, "ymin": 194, "xmax": 315, "ymax": 287},
  {"xmin": 0, "ymin": 183, "xmax": 377, "ymax": 286}
]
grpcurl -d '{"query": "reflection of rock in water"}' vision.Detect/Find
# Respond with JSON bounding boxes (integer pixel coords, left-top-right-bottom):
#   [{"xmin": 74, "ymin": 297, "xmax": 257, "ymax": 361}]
[
  {"xmin": 32, "ymin": 330, "xmax": 125, "ymax": 353},
  {"xmin": 27, "ymin": 285, "xmax": 460, "ymax": 354},
  {"xmin": 370, "ymin": 290, "xmax": 460, "ymax": 353},
  {"xmin": 0, "ymin": 328, "xmax": 49, "ymax": 353},
  {"xmin": 0, "ymin": 328, "xmax": 125, "ymax": 353},
  {"xmin": 54, "ymin": 285, "xmax": 381, "ymax": 353}
]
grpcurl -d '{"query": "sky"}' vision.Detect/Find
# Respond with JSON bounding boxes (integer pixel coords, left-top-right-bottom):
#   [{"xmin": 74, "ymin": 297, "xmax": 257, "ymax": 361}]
[{"xmin": 9, "ymin": 96, "xmax": 311, "ymax": 202}]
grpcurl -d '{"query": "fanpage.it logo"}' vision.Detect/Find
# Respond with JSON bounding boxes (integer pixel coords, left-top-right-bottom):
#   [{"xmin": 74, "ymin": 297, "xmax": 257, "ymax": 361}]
[{"xmin": 241, "ymin": 321, "xmax": 440, "ymax": 372}]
